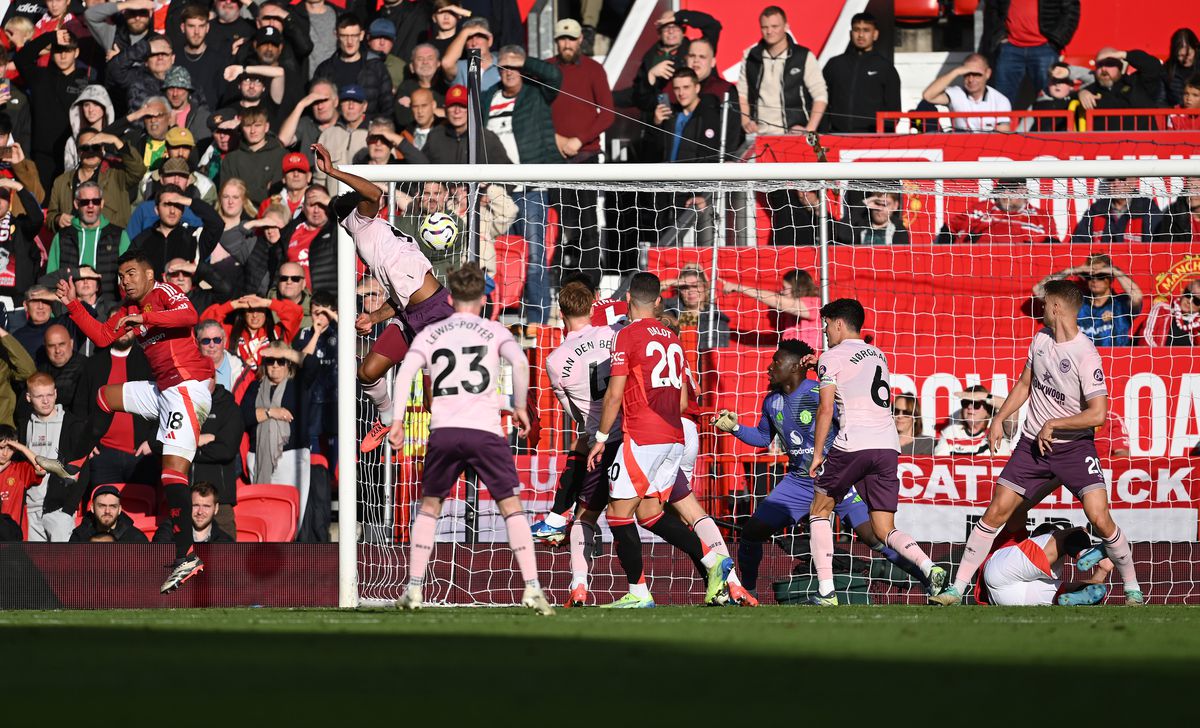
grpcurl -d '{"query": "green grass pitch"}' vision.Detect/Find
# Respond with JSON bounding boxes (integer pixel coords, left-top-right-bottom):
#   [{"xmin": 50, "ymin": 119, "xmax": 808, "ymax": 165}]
[{"xmin": 4, "ymin": 606, "xmax": 1196, "ymax": 721}]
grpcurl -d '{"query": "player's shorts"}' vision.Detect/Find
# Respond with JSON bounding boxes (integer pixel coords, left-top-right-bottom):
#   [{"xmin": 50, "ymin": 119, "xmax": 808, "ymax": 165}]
[
  {"xmin": 122, "ymin": 379, "xmax": 212, "ymax": 460},
  {"xmin": 754, "ymin": 473, "xmax": 871, "ymax": 530},
  {"xmin": 370, "ymin": 286, "xmax": 454, "ymax": 362},
  {"xmin": 814, "ymin": 447, "xmax": 901, "ymax": 513},
  {"xmin": 421, "ymin": 427, "xmax": 519, "ymax": 501},
  {"xmin": 680, "ymin": 418, "xmax": 699, "ymax": 482},
  {"xmin": 578, "ymin": 439, "xmax": 621, "ymax": 512},
  {"xmin": 609, "ymin": 437, "xmax": 684, "ymax": 502},
  {"xmin": 997, "ymin": 437, "xmax": 1106, "ymax": 501},
  {"xmin": 983, "ymin": 544, "xmax": 1060, "ymax": 606}
]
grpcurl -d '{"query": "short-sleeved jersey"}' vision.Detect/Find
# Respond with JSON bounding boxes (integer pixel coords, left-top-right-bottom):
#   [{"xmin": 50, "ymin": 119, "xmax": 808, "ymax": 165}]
[
  {"xmin": 0, "ymin": 460, "xmax": 39, "ymax": 535},
  {"xmin": 405, "ymin": 312, "xmax": 522, "ymax": 437},
  {"xmin": 67, "ymin": 282, "xmax": 213, "ymax": 390},
  {"xmin": 734, "ymin": 379, "xmax": 838, "ymax": 478},
  {"xmin": 610, "ymin": 318, "xmax": 684, "ymax": 446},
  {"xmin": 546, "ymin": 323, "xmax": 623, "ymax": 440},
  {"xmin": 1023, "ymin": 328, "xmax": 1107, "ymax": 442},
  {"xmin": 817, "ymin": 338, "xmax": 900, "ymax": 452},
  {"xmin": 591, "ymin": 297, "xmax": 628, "ymax": 327},
  {"xmin": 342, "ymin": 208, "xmax": 433, "ymax": 310}
]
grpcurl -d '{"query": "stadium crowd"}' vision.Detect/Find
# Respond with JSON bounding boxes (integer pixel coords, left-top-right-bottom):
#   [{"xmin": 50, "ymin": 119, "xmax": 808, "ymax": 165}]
[{"xmin": 0, "ymin": 0, "xmax": 1194, "ymax": 546}]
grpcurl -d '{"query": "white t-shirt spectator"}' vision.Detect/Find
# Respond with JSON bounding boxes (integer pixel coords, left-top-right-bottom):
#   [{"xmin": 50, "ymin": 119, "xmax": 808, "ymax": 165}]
[
  {"xmin": 944, "ymin": 85, "xmax": 1012, "ymax": 131},
  {"xmin": 486, "ymin": 94, "xmax": 520, "ymax": 164}
]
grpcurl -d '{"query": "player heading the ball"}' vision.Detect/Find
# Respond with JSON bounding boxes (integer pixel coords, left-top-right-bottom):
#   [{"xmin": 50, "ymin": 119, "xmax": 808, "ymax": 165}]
[
  {"xmin": 806, "ymin": 298, "xmax": 948, "ymax": 605},
  {"xmin": 387, "ymin": 263, "xmax": 553, "ymax": 615},
  {"xmin": 931, "ymin": 280, "xmax": 1143, "ymax": 606}
]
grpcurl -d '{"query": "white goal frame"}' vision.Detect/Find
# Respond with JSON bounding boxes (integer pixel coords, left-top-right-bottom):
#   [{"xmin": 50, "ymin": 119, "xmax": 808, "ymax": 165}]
[{"xmin": 335, "ymin": 158, "xmax": 1200, "ymax": 607}]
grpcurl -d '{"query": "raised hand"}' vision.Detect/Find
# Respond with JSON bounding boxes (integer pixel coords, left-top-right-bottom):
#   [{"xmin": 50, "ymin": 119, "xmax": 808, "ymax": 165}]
[{"xmin": 311, "ymin": 143, "xmax": 333, "ymax": 175}]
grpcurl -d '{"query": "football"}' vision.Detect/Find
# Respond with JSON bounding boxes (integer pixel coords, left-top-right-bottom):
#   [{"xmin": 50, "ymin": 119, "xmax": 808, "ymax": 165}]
[{"xmin": 419, "ymin": 212, "xmax": 459, "ymax": 250}]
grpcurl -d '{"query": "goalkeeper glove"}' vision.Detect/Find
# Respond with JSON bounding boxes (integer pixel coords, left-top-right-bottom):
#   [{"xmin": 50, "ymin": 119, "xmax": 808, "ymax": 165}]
[{"xmin": 712, "ymin": 409, "xmax": 739, "ymax": 433}]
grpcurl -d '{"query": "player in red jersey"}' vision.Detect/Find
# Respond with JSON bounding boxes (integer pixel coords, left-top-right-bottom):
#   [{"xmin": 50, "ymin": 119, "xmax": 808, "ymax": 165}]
[{"xmin": 55, "ymin": 251, "xmax": 215, "ymax": 593}]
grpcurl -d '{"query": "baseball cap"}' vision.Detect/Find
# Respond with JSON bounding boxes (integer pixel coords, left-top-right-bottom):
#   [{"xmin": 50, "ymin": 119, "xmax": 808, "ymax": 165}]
[
  {"xmin": 92, "ymin": 485, "xmax": 121, "ymax": 501},
  {"xmin": 165, "ymin": 126, "xmax": 195, "ymax": 147},
  {"xmin": 368, "ymin": 18, "xmax": 396, "ymax": 40},
  {"xmin": 554, "ymin": 19, "xmax": 582, "ymax": 40},
  {"xmin": 283, "ymin": 152, "xmax": 310, "ymax": 174},
  {"xmin": 160, "ymin": 157, "xmax": 191, "ymax": 177},
  {"xmin": 445, "ymin": 84, "xmax": 468, "ymax": 108},
  {"xmin": 254, "ymin": 26, "xmax": 283, "ymax": 45},
  {"xmin": 339, "ymin": 84, "xmax": 366, "ymax": 102},
  {"xmin": 163, "ymin": 66, "xmax": 193, "ymax": 91}
]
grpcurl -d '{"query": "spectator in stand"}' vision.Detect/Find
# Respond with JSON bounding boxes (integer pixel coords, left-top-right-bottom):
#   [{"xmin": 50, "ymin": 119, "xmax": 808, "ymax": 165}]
[
  {"xmin": 293, "ymin": 290, "xmax": 336, "ymax": 446},
  {"xmin": 55, "ymin": 267, "xmax": 120, "ymax": 357},
  {"xmin": 462, "ymin": 0, "xmax": 523, "ymax": 49},
  {"xmin": 249, "ymin": 2, "xmax": 315, "ymax": 115},
  {"xmin": 268, "ymin": 262, "xmax": 314, "ymax": 330},
  {"xmin": 215, "ymin": 178, "xmax": 274, "ymax": 294},
  {"xmin": 395, "ymin": 44, "xmax": 448, "ymax": 131},
  {"xmin": 181, "ymin": 382, "xmax": 244, "ymax": 534},
  {"xmin": 835, "ymin": 190, "xmax": 910, "ymax": 246},
  {"xmin": 84, "ymin": 0, "xmax": 154, "ymax": 55},
  {"xmin": 153, "ymin": 481, "xmax": 233, "ymax": 543},
  {"xmin": 13, "ymin": 286, "xmax": 60, "ymax": 359},
  {"xmin": 222, "ymin": 65, "xmax": 286, "ymax": 127},
  {"xmin": 314, "ymin": 15, "xmax": 394, "ymax": 117},
  {"xmin": 171, "ymin": 4, "xmax": 226, "ymax": 114},
  {"xmin": 0, "ymin": 426, "xmax": 44, "ymax": 539},
  {"xmin": 633, "ymin": 9, "xmax": 721, "ymax": 113},
  {"xmin": 1072, "ymin": 177, "xmax": 1162, "ymax": 244},
  {"xmin": 1159, "ymin": 177, "xmax": 1200, "ymax": 243},
  {"xmin": 313, "ymin": 85, "xmax": 370, "ymax": 190},
  {"xmin": 259, "ymin": 152, "xmax": 312, "ymax": 220},
  {"xmin": 1024, "ymin": 62, "xmax": 1081, "ymax": 132},
  {"xmin": 47, "ymin": 129, "xmax": 143, "ymax": 232},
  {"xmin": 352, "ymin": 117, "xmax": 421, "ymax": 164},
  {"xmin": 125, "ymin": 153, "xmax": 208, "ymax": 239},
  {"xmin": 685, "ymin": 37, "xmax": 740, "ymax": 139},
  {"xmin": 0, "ymin": 324, "xmax": 35, "ymax": 428},
  {"xmin": 1034, "ymin": 252, "xmax": 1144, "ymax": 346},
  {"xmin": 1163, "ymin": 28, "xmax": 1199, "ymax": 108},
  {"xmin": 220, "ymin": 106, "xmax": 287, "ymax": 208},
  {"xmin": 423, "ymin": 84, "xmax": 511, "ymax": 164},
  {"xmin": 278, "ymin": 79, "xmax": 341, "ymax": 160},
  {"xmin": 207, "ymin": 0, "xmax": 256, "ymax": 57},
  {"xmin": 935, "ymin": 386, "xmax": 1014, "ymax": 456},
  {"xmin": 981, "ymin": 0, "xmax": 1080, "ymax": 108},
  {"xmin": 737, "ymin": 6, "xmax": 821, "ymax": 135},
  {"xmin": 196, "ymin": 319, "xmax": 246, "ymax": 393},
  {"xmin": 164, "ymin": 257, "xmax": 235, "ymax": 316},
  {"xmin": 893, "ymin": 393, "xmax": 934, "ymax": 455},
  {"xmin": 922, "ymin": 53, "xmax": 1012, "ymax": 132},
  {"xmin": 296, "ymin": 0, "xmax": 339, "ymax": 74},
  {"xmin": 1078, "ymin": 48, "xmax": 1164, "ymax": 131},
  {"xmin": 0, "ymin": 176, "xmax": 43, "ymax": 303},
  {"xmin": 37, "ymin": 324, "xmax": 85, "ymax": 410},
  {"xmin": 109, "ymin": 33, "xmax": 180, "ymax": 114},
  {"xmin": 242, "ymin": 342, "xmax": 317, "ymax": 527},
  {"xmin": 0, "ymin": 48, "xmax": 33, "ymax": 154},
  {"xmin": 162, "ymin": 68, "xmax": 212, "ymax": 150},
  {"xmin": 203, "ymin": 293, "xmax": 304, "ymax": 371},
  {"xmin": 1143, "ymin": 278, "xmax": 1200, "ymax": 347},
  {"xmin": 823, "ymin": 12, "xmax": 901, "ymax": 133},
  {"xmin": 20, "ymin": 372, "xmax": 90, "ymax": 542},
  {"xmin": 0, "ymin": 115, "xmax": 43, "ymax": 219},
  {"xmin": 441, "ymin": 17, "xmax": 498, "ymax": 91},
  {"xmin": 198, "ymin": 115, "xmax": 239, "ymax": 181},
  {"xmin": 69, "ymin": 484, "xmax": 150, "ymax": 543},
  {"xmin": 13, "ymin": 27, "xmax": 90, "ymax": 191},
  {"xmin": 722, "ymin": 268, "xmax": 821, "ymax": 351},
  {"xmin": 378, "ymin": 0, "xmax": 438, "ymax": 64},
  {"xmin": 129, "ymin": 183, "xmax": 223, "ymax": 278},
  {"xmin": 425, "ymin": 1, "xmax": 465, "ymax": 57},
  {"xmin": 367, "ymin": 19, "xmax": 405, "ymax": 92},
  {"xmin": 663, "ymin": 266, "xmax": 729, "ymax": 351},
  {"xmin": 548, "ymin": 19, "xmax": 613, "ymax": 287},
  {"xmin": 1167, "ymin": 74, "xmax": 1200, "ymax": 130},
  {"xmin": 63, "ymin": 85, "xmax": 115, "ymax": 174},
  {"xmin": 401, "ymin": 88, "xmax": 443, "ymax": 151},
  {"xmin": 941, "ymin": 178, "xmax": 1057, "ymax": 244},
  {"xmin": 278, "ymin": 186, "xmax": 338, "ymax": 297}
]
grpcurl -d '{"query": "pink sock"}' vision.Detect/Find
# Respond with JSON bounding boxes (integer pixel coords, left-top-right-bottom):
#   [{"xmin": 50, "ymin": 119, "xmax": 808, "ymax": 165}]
[
  {"xmin": 408, "ymin": 510, "xmax": 437, "ymax": 588},
  {"xmin": 810, "ymin": 515, "xmax": 835, "ymax": 595},
  {"xmin": 1103, "ymin": 526, "xmax": 1141, "ymax": 592},
  {"xmin": 363, "ymin": 376, "xmax": 394, "ymax": 425},
  {"xmin": 505, "ymin": 511, "xmax": 542, "ymax": 588},
  {"xmin": 952, "ymin": 520, "xmax": 1000, "ymax": 593},
  {"xmin": 569, "ymin": 521, "xmax": 595, "ymax": 589},
  {"xmin": 692, "ymin": 516, "xmax": 742, "ymax": 585},
  {"xmin": 885, "ymin": 529, "xmax": 934, "ymax": 576}
]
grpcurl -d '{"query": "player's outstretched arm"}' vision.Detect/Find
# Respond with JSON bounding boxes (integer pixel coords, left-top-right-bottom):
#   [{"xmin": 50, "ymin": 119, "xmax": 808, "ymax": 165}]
[
  {"xmin": 587, "ymin": 374, "xmax": 626, "ymax": 470},
  {"xmin": 57, "ymin": 271, "xmax": 122, "ymax": 348},
  {"xmin": 311, "ymin": 143, "xmax": 381, "ymax": 218},
  {"xmin": 808, "ymin": 384, "xmax": 836, "ymax": 479}
]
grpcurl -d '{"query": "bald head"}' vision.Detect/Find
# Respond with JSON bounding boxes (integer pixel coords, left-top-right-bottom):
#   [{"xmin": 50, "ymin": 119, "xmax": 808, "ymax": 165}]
[
  {"xmin": 44, "ymin": 324, "xmax": 74, "ymax": 367},
  {"xmin": 410, "ymin": 87, "xmax": 436, "ymax": 128}
]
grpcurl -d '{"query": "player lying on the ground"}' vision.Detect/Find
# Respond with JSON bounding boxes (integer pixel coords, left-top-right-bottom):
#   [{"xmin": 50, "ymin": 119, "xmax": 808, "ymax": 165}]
[
  {"xmin": 931, "ymin": 280, "xmax": 1143, "ymax": 606},
  {"xmin": 713, "ymin": 339, "xmax": 931, "ymax": 599},
  {"xmin": 55, "ymin": 252, "xmax": 214, "ymax": 593},
  {"xmin": 981, "ymin": 522, "xmax": 1114, "ymax": 606},
  {"xmin": 586, "ymin": 273, "xmax": 746, "ymax": 608},
  {"xmin": 312, "ymin": 143, "xmax": 453, "ymax": 453},
  {"xmin": 807, "ymin": 298, "xmax": 948, "ymax": 605},
  {"xmin": 387, "ymin": 263, "xmax": 553, "ymax": 615}
]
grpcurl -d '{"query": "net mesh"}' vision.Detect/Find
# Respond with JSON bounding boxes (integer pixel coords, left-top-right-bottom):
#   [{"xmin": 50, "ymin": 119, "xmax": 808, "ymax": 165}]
[{"xmin": 351, "ymin": 169, "xmax": 1200, "ymax": 606}]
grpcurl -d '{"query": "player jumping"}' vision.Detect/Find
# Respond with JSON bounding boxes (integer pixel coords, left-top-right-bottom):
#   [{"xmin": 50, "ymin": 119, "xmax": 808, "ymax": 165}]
[
  {"xmin": 713, "ymin": 339, "xmax": 931, "ymax": 599},
  {"xmin": 981, "ymin": 522, "xmax": 1113, "ymax": 606},
  {"xmin": 312, "ymin": 143, "xmax": 453, "ymax": 452},
  {"xmin": 387, "ymin": 263, "xmax": 553, "ymax": 615},
  {"xmin": 55, "ymin": 252, "xmax": 214, "ymax": 593},
  {"xmin": 586, "ymin": 272, "xmax": 744, "ymax": 608},
  {"xmin": 931, "ymin": 280, "xmax": 1143, "ymax": 605},
  {"xmin": 806, "ymin": 299, "xmax": 948, "ymax": 605}
]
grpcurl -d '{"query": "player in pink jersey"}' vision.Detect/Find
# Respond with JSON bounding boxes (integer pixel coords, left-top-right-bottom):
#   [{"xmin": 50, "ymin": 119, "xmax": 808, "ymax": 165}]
[
  {"xmin": 586, "ymin": 272, "xmax": 743, "ymax": 608},
  {"xmin": 807, "ymin": 298, "xmax": 947, "ymax": 605},
  {"xmin": 55, "ymin": 250, "xmax": 215, "ymax": 593},
  {"xmin": 932, "ymin": 280, "xmax": 1144, "ymax": 605},
  {"xmin": 386, "ymin": 264, "xmax": 552, "ymax": 615},
  {"xmin": 311, "ymin": 144, "xmax": 454, "ymax": 453}
]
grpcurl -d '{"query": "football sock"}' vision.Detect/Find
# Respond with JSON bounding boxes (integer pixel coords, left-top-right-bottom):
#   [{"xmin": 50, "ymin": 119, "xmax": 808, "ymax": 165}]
[
  {"xmin": 162, "ymin": 470, "xmax": 192, "ymax": 561},
  {"xmin": 504, "ymin": 511, "xmax": 541, "ymax": 589},
  {"xmin": 872, "ymin": 542, "xmax": 930, "ymax": 586},
  {"xmin": 407, "ymin": 510, "xmax": 437, "ymax": 588},
  {"xmin": 1103, "ymin": 526, "xmax": 1140, "ymax": 592},
  {"xmin": 693, "ymin": 516, "xmax": 742, "ymax": 585},
  {"xmin": 609, "ymin": 519, "xmax": 646, "ymax": 593},
  {"xmin": 884, "ymin": 529, "xmax": 935, "ymax": 577},
  {"xmin": 810, "ymin": 515, "xmax": 835, "ymax": 595},
  {"xmin": 737, "ymin": 539, "xmax": 764, "ymax": 592},
  {"xmin": 569, "ymin": 520, "xmax": 597, "ymax": 589},
  {"xmin": 550, "ymin": 452, "xmax": 584, "ymax": 517},
  {"xmin": 952, "ymin": 520, "xmax": 1000, "ymax": 593},
  {"xmin": 362, "ymin": 376, "xmax": 393, "ymax": 427},
  {"xmin": 543, "ymin": 511, "xmax": 569, "ymax": 529},
  {"xmin": 642, "ymin": 511, "xmax": 706, "ymax": 581}
]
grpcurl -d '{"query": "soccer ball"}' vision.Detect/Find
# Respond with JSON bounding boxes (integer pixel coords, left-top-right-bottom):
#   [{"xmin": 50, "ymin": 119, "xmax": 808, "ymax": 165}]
[{"xmin": 420, "ymin": 212, "xmax": 459, "ymax": 250}]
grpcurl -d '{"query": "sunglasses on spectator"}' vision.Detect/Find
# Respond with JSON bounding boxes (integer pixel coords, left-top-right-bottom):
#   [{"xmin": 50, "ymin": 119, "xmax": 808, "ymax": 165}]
[
  {"xmin": 124, "ymin": 9, "xmax": 151, "ymax": 16},
  {"xmin": 893, "ymin": 406, "xmax": 914, "ymax": 416},
  {"xmin": 366, "ymin": 134, "xmax": 393, "ymax": 147},
  {"xmin": 278, "ymin": 275, "xmax": 305, "ymax": 283},
  {"xmin": 1183, "ymin": 292, "xmax": 1200, "ymax": 305},
  {"xmin": 76, "ymin": 197, "xmax": 102, "ymax": 207},
  {"xmin": 961, "ymin": 400, "xmax": 989, "ymax": 410},
  {"xmin": 1096, "ymin": 58, "xmax": 1123, "ymax": 69},
  {"xmin": 262, "ymin": 357, "xmax": 289, "ymax": 367},
  {"xmin": 199, "ymin": 336, "xmax": 223, "ymax": 346},
  {"xmin": 79, "ymin": 144, "xmax": 105, "ymax": 155},
  {"xmin": 1080, "ymin": 273, "xmax": 1112, "ymax": 281}
]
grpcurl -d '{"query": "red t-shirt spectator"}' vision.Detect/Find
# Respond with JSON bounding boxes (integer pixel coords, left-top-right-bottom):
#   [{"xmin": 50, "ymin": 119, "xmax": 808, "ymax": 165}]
[
  {"xmin": 0, "ymin": 460, "xmax": 40, "ymax": 539},
  {"xmin": 1005, "ymin": 0, "xmax": 1048, "ymax": 47},
  {"xmin": 945, "ymin": 201, "xmax": 1057, "ymax": 245}
]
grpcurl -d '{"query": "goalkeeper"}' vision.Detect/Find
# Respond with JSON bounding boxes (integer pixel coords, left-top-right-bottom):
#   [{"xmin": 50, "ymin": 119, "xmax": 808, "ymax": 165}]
[{"xmin": 713, "ymin": 340, "xmax": 930, "ymax": 598}]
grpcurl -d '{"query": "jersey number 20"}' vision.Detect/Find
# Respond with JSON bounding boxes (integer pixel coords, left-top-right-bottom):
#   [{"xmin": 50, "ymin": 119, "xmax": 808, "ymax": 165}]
[
  {"xmin": 431, "ymin": 346, "xmax": 491, "ymax": 397},
  {"xmin": 647, "ymin": 341, "xmax": 685, "ymax": 389}
]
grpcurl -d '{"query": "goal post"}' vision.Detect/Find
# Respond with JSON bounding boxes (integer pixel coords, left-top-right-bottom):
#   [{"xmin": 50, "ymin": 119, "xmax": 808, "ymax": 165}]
[{"xmin": 337, "ymin": 158, "xmax": 1200, "ymax": 608}]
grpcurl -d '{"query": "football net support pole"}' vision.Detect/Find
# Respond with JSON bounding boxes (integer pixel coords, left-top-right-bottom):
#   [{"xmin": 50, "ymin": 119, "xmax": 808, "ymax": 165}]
[{"xmin": 337, "ymin": 158, "xmax": 1199, "ymax": 608}]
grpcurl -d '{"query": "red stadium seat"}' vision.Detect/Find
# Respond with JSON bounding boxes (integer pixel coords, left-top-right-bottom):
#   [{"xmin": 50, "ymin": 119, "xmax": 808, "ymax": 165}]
[
  {"xmin": 491, "ymin": 234, "xmax": 527, "ymax": 313},
  {"xmin": 895, "ymin": 0, "xmax": 940, "ymax": 25},
  {"xmin": 234, "ymin": 484, "xmax": 300, "ymax": 542},
  {"xmin": 236, "ymin": 514, "xmax": 269, "ymax": 542}
]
